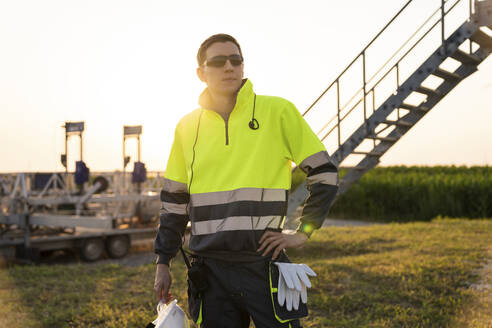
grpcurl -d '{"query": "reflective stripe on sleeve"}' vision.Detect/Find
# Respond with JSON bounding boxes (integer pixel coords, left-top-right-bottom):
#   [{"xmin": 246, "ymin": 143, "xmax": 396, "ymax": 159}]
[
  {"xmin": 190, "ymin": 188, "xmax": 287, "ymax": 207},
  {"xmin": 306, "ymin": 172, "xmax": 338, "ymax": 186},
  {"xmin": 160, "ymin": 201, "xmax": 188, "ymax": 215},
  {"xmin": 299, "ymin": 151, "xmax": 332, "ymax": 172},
  {"xmin": 191, "ymin": 215, "xmax": 282, "ymax": 235},
  {"xmin": 162, "ymin": 178, "xmax": 188, "ymax": 193}
]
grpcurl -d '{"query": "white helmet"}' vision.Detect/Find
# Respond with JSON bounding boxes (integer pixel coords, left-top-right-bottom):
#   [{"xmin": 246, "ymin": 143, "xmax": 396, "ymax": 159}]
[{"xmin": 151, "ymin": 299, "xmax": 190, "ymax": 328}]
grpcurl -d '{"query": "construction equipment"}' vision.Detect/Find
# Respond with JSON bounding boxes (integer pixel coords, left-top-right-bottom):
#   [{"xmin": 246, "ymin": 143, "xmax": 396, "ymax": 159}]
[
  {"xmin": 0, "ymin": 170, "xmax": 164, "ymax": 262},
  {"xmin": 0, "ymin": 123, "xmax": 164, "ymax": 262}
]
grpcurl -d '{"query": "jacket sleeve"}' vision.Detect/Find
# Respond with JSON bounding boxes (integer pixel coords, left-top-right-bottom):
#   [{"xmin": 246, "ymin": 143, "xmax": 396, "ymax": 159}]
[
  {"xmin": 154, "ymin": 127, "xmax": 190, "ymax": 265},
  {"xmin": 281, "ymin": 101, "xmax": 339, "ymax": 237}
]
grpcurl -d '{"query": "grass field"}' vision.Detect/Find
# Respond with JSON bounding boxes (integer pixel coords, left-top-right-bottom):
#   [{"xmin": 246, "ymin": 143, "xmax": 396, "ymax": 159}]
[{"xmin": 0, "ymin": 218, "xmax": 491, "ymax": 327}]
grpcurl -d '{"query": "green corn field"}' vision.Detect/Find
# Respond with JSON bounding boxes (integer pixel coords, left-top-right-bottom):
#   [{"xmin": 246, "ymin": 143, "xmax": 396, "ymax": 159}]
[{"xmin": 293, "ymin": 166, "xmax": 492, "ymax": 222}]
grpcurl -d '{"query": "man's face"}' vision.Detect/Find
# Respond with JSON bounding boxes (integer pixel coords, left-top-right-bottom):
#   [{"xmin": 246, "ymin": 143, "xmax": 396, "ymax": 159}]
[{"xmin": 197, "ymin": 41, "xmax": 244, "ymax": 96}]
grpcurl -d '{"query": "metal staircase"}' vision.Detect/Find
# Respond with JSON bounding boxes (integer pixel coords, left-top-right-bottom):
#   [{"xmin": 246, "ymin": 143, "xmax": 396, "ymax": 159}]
[{"xmin": 287, "ymin": 0, "xmax": 492, "ymax": 220}]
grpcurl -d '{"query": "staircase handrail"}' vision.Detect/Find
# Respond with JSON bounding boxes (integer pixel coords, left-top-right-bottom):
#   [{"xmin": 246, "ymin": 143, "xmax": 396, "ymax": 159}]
[
  {"xmin": 304, "ymin": 0, "xmax": 414, "ymax": 116},
  {"xmin": 304, "ymin": 0, "xmax": 474, "ymax": 146}
]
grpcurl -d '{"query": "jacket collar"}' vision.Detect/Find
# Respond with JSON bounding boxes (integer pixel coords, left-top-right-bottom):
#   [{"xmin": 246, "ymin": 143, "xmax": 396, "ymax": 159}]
[{"xmin": 198, "ymin": 79, "xmax": 254, "ymax": 112}]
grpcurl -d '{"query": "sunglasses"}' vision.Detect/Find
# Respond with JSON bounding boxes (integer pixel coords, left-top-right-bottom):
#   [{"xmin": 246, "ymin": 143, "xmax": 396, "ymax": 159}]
[{"xmin": 204, "ymin": 54, "xmax": 243, "ymax": 68}]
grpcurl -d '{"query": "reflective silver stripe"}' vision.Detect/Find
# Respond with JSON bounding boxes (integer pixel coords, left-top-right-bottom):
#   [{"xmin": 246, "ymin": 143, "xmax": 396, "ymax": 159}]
[
  {"xmin": 299, "ymin": 151, "xmax": 332, "ymax": 171},
  {"xmin": 192, "ymin": 216, "xmax": 282, "ymax": 235},
  {"xmin": 162, "ymin": 178, "xmax": 187, "ymax": 193},
  {"xmin": 307, "ymin": 172, "xmax": 338, "ymax": 186},
  {"xmin": 190, "ymin": 188, "xmax": 286, "ymax": 207},
  {"xmin": 159, "ymin": 202, "xmax": 188, "ymax": 215}
]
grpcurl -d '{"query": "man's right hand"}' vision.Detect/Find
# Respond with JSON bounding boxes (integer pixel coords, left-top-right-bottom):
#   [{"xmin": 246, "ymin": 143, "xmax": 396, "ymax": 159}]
[{"xmin": 154, "ymin": 263, "xmax": 172, "ymax": 302}]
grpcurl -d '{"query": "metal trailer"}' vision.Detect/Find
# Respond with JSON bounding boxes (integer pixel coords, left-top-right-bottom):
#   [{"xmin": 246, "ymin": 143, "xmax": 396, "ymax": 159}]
[
  {"xmin": 0, "ymin": 171, "xmax": 165, "ymax": 262},
  {"xmin": 0, "ymin": 226, "xmax": 157, "ymax": 262}
]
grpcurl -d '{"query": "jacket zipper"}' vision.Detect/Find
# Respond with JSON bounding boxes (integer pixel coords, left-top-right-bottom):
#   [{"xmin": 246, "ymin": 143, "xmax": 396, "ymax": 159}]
[{"xmin": 225, "ymin": 119, "xmax": 229, "ymax": 145}]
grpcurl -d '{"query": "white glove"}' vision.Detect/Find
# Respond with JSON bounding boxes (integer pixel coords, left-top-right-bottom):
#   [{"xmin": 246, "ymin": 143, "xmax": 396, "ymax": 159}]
[{"xmin": 274, "ymin": 262, "xmax": 316, "ymax": 311}]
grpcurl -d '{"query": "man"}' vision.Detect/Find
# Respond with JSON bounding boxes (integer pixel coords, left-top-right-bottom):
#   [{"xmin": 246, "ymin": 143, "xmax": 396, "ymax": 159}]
[{"xmin": 154, "ymin": 33, "xmax": 338, "ymax": 328}]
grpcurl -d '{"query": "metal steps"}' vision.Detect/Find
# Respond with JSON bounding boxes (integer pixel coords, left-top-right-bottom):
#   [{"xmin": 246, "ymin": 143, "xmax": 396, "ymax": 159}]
[
  {"xmin": 331, "ymin": 6, "xmax": 492, "ymax": 198},
  {"xmin": 332, "ymin": 21, "xmax": 489, "ymax": 195},
  {"xmin": 352, "ymin": 151, "xmax": 384, "ymax": 156},
  {"xmin": 399, "ymin": 103, "xmax": 430, "ymax": 112},
  {"xmin": 415, "ymin": 86, "xmax": 441, "ymax": 97},
  {"xmin": 286, "ymin": 1, "xmax": 492, "ymax": 221},
  {"xmin": 366, "ymin": 136, "xmax": 398, "ymax": 142},
  {"xmin": 432, "ymin": 68, "xmax": 462, "ymax": 81},
  {"xmin": 383, "ymin": 120, "xmax": 413, "ymax": 127},
  {"xmin": 450, "ymin": 49, "xmax": 482, "ymax": 65},
  {"xmin": 399, "ymin": 103, "xmax": 417, "ymax": 110},
  {"xmin": 470, "ymin": 29, "xmax": 492, "ymax": 49}
]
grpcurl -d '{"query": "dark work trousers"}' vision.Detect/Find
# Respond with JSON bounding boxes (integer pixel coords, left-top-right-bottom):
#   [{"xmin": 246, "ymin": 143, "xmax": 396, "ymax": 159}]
[{"xmin": 195, "ymin": 257, "xmax": 302, "ymax": 328}]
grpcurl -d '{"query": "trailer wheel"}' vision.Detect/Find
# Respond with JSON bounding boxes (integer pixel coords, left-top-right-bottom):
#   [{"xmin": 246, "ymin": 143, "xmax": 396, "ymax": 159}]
[
  {"xmin": 80, "ymin": 238, "xmax": 105, "ymax": 262},
  {"xmin": 106, "ymin": 235, "xmax": 130, "ymax": 259}
]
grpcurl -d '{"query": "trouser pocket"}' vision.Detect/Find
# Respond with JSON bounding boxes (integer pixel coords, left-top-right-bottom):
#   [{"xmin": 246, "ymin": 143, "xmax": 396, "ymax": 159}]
[
  {"xmin": 187, "ymin": 279, "xmax": 203, "ymax": 324},
  {"xmin": 268, "ymin": 261, "xmax": 308, "ymax": 323}
]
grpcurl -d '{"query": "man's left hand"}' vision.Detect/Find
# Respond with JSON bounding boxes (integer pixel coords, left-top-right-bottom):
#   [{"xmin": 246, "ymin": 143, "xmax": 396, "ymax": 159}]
[{"xmin": 257, "ymin": 231, "xmax": 308, "ymax": 260}]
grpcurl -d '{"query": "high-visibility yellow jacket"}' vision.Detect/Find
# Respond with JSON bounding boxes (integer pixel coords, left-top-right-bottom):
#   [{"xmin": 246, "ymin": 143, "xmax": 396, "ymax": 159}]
[{"xmin": 155, "ymin": 79, "xmax": 338, "ymax": 264}]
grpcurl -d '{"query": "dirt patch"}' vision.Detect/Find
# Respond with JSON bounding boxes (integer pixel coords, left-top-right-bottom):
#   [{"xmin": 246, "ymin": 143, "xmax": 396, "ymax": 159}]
[
  {"xmin": 453, "ymin": 248, "xmax": 492, "ymax": 327},
  {"xmin": 469, "ymin": 250, "xmax": 492, "ymax": 292}
]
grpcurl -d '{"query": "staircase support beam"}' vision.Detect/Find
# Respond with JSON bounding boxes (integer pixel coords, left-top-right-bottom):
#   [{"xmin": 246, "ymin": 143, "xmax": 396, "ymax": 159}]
[
  {"xmin": 332, "ymin": 21, "xmax": 478, "ymax": 165},
  {"xmin": 339, "ymin": 57, "xmax": 481, "ymax": 195}
]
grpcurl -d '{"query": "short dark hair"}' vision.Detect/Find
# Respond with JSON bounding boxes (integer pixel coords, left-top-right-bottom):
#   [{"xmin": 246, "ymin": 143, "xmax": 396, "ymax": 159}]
[{"xmin": 197, "ymin": 34, "xmax": 243, "ymax": 66}]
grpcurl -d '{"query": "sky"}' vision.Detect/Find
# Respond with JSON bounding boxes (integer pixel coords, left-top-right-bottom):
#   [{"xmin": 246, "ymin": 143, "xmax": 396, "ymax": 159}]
[{"xmin": 0, "ymin": 0, "xmax": 491, "ymax": 173}]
